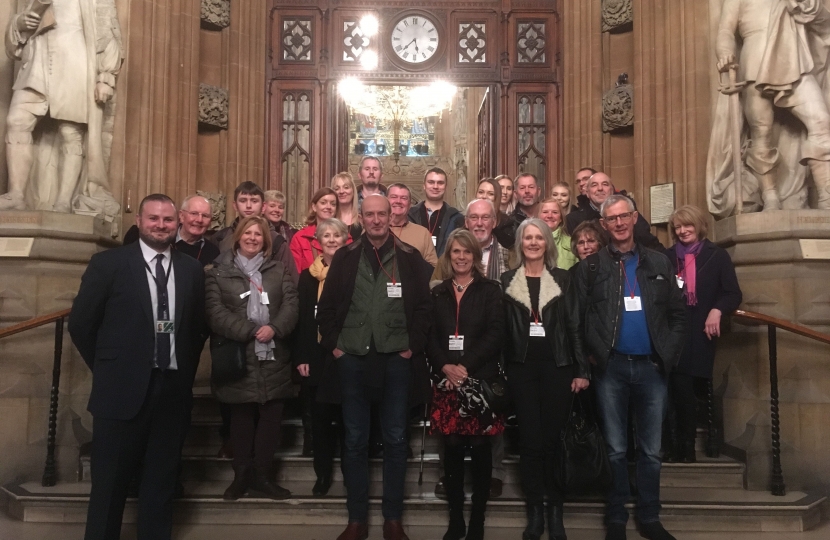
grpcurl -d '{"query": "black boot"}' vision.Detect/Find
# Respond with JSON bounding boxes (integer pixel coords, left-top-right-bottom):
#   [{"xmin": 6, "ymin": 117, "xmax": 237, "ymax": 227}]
[
  {"xmin": 312, "ymin": 473, "xmax": 332, "ymax": 496},
  {"xmin": 443, "ymin": 440, "xmax": 467, "ymax": 540},
  {"xmin": 682, "ymin": 439, "xmax": 697, "ymax": 464},
  {"xmin": 467, "ymin": 441, "xmax": 492, "ymax": 540},
  {"xmin": 523, "ymin": 504, "xmax": 545, "ymax": 540},
  {"xmin": 662, "ymin": 417, "xmax": 680, "ymax": 463},
  {"xmin": 223, "ymin": 465, "xmax": 251, "ymax": 500},
  {"xmin": 546, "ymin": 503, "xmax": 567, "ymax": 540},
  {"xmin": 249, "ymin": 468, "xmax": 291, "ymax": 500}
]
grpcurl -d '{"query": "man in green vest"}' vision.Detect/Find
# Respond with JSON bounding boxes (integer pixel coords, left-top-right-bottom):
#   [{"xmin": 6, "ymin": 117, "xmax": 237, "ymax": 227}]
[{"xmin": 317, "ymin": 195, "xmax": 433, "ymax": 540}]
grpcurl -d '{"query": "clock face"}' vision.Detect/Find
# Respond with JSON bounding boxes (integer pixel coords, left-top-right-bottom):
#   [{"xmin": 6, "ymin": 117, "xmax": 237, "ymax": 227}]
[{"xmin": 391, "ymin": 15, "xmax": 440, "ymax": 64}]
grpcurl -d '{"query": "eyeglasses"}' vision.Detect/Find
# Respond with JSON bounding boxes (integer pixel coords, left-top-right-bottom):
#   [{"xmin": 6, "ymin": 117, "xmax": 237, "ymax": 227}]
[
  {"xmin": 602, "ymin": 212, "xmax": 633, "ymax": 224},
  {"xmin": 467, "ymin": 214, "xmax": 493, "ymax": 223},
  {"xmin": 184, "ymin": 211, "xmax": 211, "ymax": 220}
]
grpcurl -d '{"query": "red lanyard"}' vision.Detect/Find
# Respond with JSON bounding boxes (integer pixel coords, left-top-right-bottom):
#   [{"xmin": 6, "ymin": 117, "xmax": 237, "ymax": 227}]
[
  {"xmin": 530, "ymin": 308, "xmax": 541, "ymax": 324},
  {"xmin": 427, "ymin": 206, "xmax": 442, "ymax": 236},
  {"xmin": 454, "ymin": 293, "xmax": 461, "ymax": 337},
  {"xmin": 620, "ymin": 256, "xmax": 639, "ymax": 299},
  {"xmin": 374, "ymin": 247, "xmax": 397, "ymax": 285}
]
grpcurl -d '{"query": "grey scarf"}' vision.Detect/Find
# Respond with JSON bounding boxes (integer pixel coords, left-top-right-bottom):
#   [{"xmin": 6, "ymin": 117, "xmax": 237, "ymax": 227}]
[{"xmin": 234, "ymin": 251, "xmax": 275, "ymax": 361}]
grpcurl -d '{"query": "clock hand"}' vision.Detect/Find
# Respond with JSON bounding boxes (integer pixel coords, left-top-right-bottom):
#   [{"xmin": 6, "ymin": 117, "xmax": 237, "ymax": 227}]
[{"xmin": 404, "ymin": 38, "xmax": 417, "ymax": 50}]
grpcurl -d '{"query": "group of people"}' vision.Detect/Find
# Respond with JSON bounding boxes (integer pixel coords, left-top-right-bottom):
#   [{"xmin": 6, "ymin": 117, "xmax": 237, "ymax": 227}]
[{"xmin": 69, "ymin": 157, "xmax": 742, "ymax": 540}]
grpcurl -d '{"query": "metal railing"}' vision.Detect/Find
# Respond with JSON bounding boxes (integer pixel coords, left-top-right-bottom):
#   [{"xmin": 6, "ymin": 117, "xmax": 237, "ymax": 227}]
[{"xmin": 0, "ymin": 308, "xmax": 71, "ymax": 487}]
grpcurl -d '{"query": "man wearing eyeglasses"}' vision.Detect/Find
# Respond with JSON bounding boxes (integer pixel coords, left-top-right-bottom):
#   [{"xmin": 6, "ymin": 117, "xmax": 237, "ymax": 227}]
[
  {"xmin": 176, "ymin": 195, "xmax": 220, "ymax": 266},
  {"xmin": 571, "ymin": 194, "xmax": 686, "ymax": 540}
]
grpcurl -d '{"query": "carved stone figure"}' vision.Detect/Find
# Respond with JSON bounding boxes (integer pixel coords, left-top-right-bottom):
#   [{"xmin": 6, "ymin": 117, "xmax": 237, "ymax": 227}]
[
  {"xmin": 201, "ymin": 0, "xmax": 230, "ymax": 29},
  {"xmin": 602, "ymin": 0, "xmax": 633, "ymax": 32},
  {"xmin": 707, "ymin": 0, "xmax": 830, "ymax": 216},
  {"xmin": 0, "ymin": 0, "xmax": 123, "ymax": 217},
  {"xmin": 198, "ymin": 84, "xmax": 229, "ymax": 130},
  {"xmin": 196, "ymin": 189, "xmax": 226, "ymax": 230},
  {"xmin": 602, "ymin": 73, "xmax": 633, "ymax": 132}
]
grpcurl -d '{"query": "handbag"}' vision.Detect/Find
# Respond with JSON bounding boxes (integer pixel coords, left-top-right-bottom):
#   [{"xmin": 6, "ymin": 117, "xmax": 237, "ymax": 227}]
[
  {"xmin": 210, "ymin": 334, "xmax": 247, "ymax": 385},
  {"xmin": 554, "ymin": 392, "xmax": 612, "ymax": 494},
  {"xmin": 480, "ymin": 370, "xmax": 511, "ymax": 414}
]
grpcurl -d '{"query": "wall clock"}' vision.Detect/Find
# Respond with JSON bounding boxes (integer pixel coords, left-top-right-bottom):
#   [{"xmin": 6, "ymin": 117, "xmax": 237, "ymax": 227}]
[{"xmin": 386, "ymin": 10, "xmax": 445, "ymax": 71}]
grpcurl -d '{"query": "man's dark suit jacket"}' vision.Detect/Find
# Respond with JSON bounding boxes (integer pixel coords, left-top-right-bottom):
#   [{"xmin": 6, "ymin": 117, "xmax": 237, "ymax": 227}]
[{"xmin": 69, "ymin": 242, "xmax": 207, "ymax": 421}]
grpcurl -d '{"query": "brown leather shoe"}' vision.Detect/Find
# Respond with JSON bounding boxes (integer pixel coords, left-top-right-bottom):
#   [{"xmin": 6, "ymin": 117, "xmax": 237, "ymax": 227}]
[
  {"xmin": 336, "ymin": 522, "xmax": 368, "ymax": 540},
  {"xmin": 383, "ymin": 520, "xmax": 410, "ymax": 540}
]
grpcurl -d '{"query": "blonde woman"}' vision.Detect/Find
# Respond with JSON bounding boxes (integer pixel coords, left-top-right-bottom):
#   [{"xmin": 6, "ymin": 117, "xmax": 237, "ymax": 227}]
[
  {"xmin": 330, "ymin": 172, "xmax": 359, "ymax": 232},
  {"xmin": 263, "ymin": 190, "xmax": 296, "ymax": 243}
]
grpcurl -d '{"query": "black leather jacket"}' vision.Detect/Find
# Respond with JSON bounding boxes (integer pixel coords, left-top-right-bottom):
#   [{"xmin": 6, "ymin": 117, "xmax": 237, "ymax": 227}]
[
  {"xmin": 570, "ymin": 244, "xmax": 687, "ymax": 373},
  {"xmin": 501, "ymin": 266, "xmax": 590, "ymax": 380}
]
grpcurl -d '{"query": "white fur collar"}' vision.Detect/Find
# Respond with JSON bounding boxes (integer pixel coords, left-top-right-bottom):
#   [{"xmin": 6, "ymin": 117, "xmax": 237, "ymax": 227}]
[{"xmin": 504, "ymin": 266, "xmax": 562, "ymax": 315}]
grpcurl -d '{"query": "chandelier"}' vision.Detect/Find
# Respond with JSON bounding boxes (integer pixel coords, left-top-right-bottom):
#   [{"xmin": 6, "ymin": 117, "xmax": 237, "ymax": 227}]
[{"xmin": 338, "ymin": 79, "xmax": 456, "ymax": 169}]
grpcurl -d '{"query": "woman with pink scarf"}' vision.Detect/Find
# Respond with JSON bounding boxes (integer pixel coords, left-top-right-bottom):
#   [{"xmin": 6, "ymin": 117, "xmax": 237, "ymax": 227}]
[{"xmin": 665, "ymin": 205, "xmax": 742, "ymax": 463}]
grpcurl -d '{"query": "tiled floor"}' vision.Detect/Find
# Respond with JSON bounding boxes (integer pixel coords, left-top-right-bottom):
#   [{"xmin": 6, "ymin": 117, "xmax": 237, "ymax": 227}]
[{"xmin": 1, "ymin": 511, "xmax": 828, "ymax": 540}]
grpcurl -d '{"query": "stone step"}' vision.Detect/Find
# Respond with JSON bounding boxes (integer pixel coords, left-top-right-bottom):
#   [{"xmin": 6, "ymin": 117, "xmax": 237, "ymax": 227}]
[
  {"xmin": 78, "ymin": 452, "xmax": 746, "ymax": 490},
  {"xmin": 3, "ymin": 481, "xmax": 824, "ymax": 533}
]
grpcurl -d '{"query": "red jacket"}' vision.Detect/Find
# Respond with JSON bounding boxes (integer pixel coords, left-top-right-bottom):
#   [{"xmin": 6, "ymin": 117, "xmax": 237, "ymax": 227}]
[{"xmin": 290, "ymin": 224, "xmax": 353, "ymax": 272}]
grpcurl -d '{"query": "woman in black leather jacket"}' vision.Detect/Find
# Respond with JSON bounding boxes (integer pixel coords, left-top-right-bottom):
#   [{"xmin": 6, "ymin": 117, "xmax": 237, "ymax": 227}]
[{"xmin": 501, "ymin": 218, "xmax": 590, "ymax": 540}]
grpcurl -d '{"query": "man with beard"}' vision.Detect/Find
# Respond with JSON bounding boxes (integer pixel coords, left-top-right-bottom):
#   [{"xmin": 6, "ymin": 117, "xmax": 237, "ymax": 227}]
[
  {"xmin": 493, "ymin": 172, "xmax": 542, "ymax": 249},
  {"xmin": 407, "ymin": 167, "xmax": 464, "ymax": 257},
  {"xmin": 387, "ymin": 183, "xmax": 438, "ymax": 266},
  {"xmin": 69, "ymin": 194, "xmax": 207, "ymax": 540},
  {"xmin": 356, "ymin": 156, "xmax": 386, "ymax": 208}
]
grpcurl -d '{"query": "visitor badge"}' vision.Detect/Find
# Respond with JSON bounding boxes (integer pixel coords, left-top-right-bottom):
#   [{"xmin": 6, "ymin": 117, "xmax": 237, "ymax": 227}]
[
  {"xmin": 624, "ymin": 296, "xmax": 643, "ymax": 311},
  {"xmin": 156, "ymin": 320, "xmax": 175, "ymax": 334},
  {"xmin": 449, "ymin": 335, "xmax": 464, "ymax": 351},
  {"xmin": 387, "ymin": 282, "xmax": 402, "ymax": 298},
  {"xmin": 314, "ymin": 304, "xmax": 317, "ymax": 318},
  {"xmin": 431, "ymin": 236, "xmax": 437, "ymax": 246},
  {"xmin": 529, "ymin": 322, "xmax": 546, "ymax": 337},
  {"xmin": 239, "ymin": 290, "xmax": 251, "ymax": 299},
  {"xmin": 676, "ymin": 275, "xmax": 685, "ymax": 288},
  {"xmin": 260, "ymin": 292, "xmax": 270, "ymax": 305}
]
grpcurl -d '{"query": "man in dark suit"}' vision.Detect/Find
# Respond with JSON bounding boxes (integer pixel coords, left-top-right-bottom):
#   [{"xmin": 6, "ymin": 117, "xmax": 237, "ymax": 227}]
[{"xmin": 69, "ymin": 194, "xmax": 207, "ymax": 540}]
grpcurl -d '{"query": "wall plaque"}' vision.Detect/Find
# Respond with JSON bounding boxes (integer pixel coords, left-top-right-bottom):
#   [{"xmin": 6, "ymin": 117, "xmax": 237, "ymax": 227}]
[
  {"xmin": 650, "ymin": 183, "xmax": 675, "ymax": 224},
  {"xmin": 799, "ymin": 239, "xmax": 830, "ymax": 260},
  {"xmin": 0, "ymin": 237, "xmax": 34, "ymax": 257}
]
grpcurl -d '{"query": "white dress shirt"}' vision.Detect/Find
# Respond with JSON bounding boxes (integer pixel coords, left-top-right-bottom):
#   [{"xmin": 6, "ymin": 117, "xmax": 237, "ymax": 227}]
[{"xmin": 139, "ymin": 240, "xmax": 177, "ymax": 370}]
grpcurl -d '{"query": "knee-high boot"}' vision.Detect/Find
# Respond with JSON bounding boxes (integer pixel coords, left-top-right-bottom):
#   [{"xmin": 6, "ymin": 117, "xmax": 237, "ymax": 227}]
[
  {"xmin": 467, "ymin": 441, "xmax": 492, "ymax": 540},
  {"xmin": 443, "ymin": 440, "xmax": 467, "ymax": 540}
]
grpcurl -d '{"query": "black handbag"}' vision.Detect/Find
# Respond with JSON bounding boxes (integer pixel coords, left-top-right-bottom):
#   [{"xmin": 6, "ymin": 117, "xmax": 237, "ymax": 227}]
[
  {"xmin": 480, "ymin": 371, "xmax": 511, "ymax": 414},
  {"xmin": 554, "ymin": 392, "xmax": 612, "ymax": 494},
  {"xmin": 210, "ymin": 334, "xmax": 247, "ymax": 385}
]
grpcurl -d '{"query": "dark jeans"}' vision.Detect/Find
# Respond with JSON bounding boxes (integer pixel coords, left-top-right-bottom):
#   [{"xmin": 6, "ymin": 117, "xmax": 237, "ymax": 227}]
[
  {"xmin": 594, "ymin": 353, "xmax": 668, "ymax": 525},
  {"xmin": 86, "ymin": 369, "xmax": 190, "ymax": 540},
  {"xmin": 338, "ymin": 353, "xmax": 412, "ymax": 522},
  {"xmin": 507, "ymin": 359, "xmax": 574, "ymax": 506},
  {"xmin": 230, "ymin": 400, "xmax": 284, "ymax": 472}
]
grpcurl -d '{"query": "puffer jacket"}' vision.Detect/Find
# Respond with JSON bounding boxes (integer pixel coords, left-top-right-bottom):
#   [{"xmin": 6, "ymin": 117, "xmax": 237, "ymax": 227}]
[
  {"xmin": 206, "ymin": 250, "xmax": 299, "ymax": 404},
  {"xmin": 570, "ymin": 244, "xmax": 687, "ymax": 373},
  {"xmin": 501, "ymin": 266, "xmax": 589, "ymax": 380}
]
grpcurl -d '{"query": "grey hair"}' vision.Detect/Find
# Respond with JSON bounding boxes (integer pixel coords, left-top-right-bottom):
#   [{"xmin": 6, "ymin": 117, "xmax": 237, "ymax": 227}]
[
  {"xmin": 600, "ymin": 194, "xmax": 635, "ymax": 217},
  {"xmin": 181, "ymin": 194, "xmax": 211, "ymax": 211},
  {"xmin": 315, "ymin": 218, "xmax": 349, "ymax": 241},
  {"xmin": 465, "ymin": 198, "xmax": 496, "ymax": 218},
  {"xmin": 512, "ymin": 218, "xmax": 558, "ymax": 270}
]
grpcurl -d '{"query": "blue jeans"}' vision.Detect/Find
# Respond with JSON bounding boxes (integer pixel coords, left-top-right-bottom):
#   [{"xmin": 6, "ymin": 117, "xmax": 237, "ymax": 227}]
[
  {"xmin": 594, "ymin": 353, "xmax": 668, "ymax": 525},
  {"xmin": 338, "ymin": 353, "xmax": 411, "ymax": 522}
]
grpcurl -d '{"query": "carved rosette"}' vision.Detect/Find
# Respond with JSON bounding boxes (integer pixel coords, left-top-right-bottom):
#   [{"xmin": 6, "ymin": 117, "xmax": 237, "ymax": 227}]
[
  {"xmin": 197, "ymin": 190, "xmax": 227, "ymax": 231},
  {"xmin": 199, "ymin": 83, "xmax": 229, "ymax": 130},
  {"xmin": 602, "ymin": 83, "xmax": 633, "ymax": 132},
  {"xmin": 601, "ymin": 0, "xmax": 632, "ymax": 32},
  {"xmin": 201, "ymin": 0, "xmax": 230, "ymax": 29}
]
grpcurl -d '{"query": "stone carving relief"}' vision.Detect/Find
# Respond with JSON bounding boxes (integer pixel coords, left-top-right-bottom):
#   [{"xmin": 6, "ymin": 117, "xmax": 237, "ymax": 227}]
[
  {"xmin": 342, "ymin": 20, "xmax": 371, "ymax": 62},
  {"xmin": 282, "ymin": 17, "xmax": 313, "ymax": 62},
  {"xmin": 0, "ymin": 0, "xmax": 124, "ymax": 221},
  {"xmin": 707, "ymin": 0, "xmax": 830, "ymax": 216},
  {"xmin": 602, "ymin": 73, "xmax": 633, "ymax": 132},
  {"xmin": 201, "ymin": 0, "xmax": 230, "ymax": 29},
  {"xmin": 199, "ymin": 84, "xmax": 229, "ymax": 129},
  {"xmin": 517, "ymin": 21, "xmax": 546, "ymax": 64},
  {"xmin": 458, "ymin": 23, "xmax": 486, "ymax": 64},
  {"xmin": 601, "ymin": 0, "xmax": 633, "ymax": 32},
  {"xmin": 197, "ymin": 190, "xmax": 227, "ymax": 231}
]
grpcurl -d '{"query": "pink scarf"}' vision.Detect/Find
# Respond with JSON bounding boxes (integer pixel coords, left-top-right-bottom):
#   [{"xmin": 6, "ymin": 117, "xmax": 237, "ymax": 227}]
[{"xmin": 674, "ymin": 241, "xmax": 703, "ymax": 306}]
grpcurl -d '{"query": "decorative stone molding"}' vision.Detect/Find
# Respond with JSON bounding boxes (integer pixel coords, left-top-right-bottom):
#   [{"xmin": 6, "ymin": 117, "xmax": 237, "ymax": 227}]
[
  {"xmin": 282, "ymin": 17, "xmax": 313, "ymax": 62},
  {"xmin": 197, "ymin": 190, "xmax": 227, "ymax": 231},
  {"xmin": 601, "ymin": 0, "xmax": 632, "ymax": 32},
  {"xmin": 458, "ymin": 22, "xmax": 486, "ymax": 64},
  {"xmin": 199, "ymin": 84, "xmax": 229, "ymax": 130},
  {"xmin": 517, "ymin": 21, "xmax": 547, "ymax": 63},
  {"xmin": 602, "ymin": 74, "xmax": 633, "ymax": 132},
  {"xmin": 201, "ymin": 0, "xmax": 230, "ymax": 29}
]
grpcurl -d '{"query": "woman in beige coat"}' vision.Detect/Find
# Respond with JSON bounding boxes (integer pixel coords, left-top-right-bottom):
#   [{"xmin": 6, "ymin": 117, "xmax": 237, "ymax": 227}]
[{"xmin": 206, "ymin": 216, "xmax": 299, "ymax": 501}]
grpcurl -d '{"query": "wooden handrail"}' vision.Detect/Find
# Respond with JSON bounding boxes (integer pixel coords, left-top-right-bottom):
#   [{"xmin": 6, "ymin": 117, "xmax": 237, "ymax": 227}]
[
  {"xmin": 0, "ymin": 309, "xmax": 71, "ymax": 340},
  {"xmin": 732, "ymin": 309, "xmax": 830, "ymax": 346}
]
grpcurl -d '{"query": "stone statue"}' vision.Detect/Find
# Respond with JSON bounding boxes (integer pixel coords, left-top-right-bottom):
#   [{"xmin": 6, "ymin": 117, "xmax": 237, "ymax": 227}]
[
  {"xmin": 0, "ymin": 0, "xmax": 123, "ymax": 218},
  {"xmin": 707, "ymin": 0, "xmax": 830, "ymax": 216}
]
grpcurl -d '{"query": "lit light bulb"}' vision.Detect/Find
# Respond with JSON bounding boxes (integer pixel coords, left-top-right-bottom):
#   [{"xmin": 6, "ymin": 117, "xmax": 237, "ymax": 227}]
[
  {"xmin": 359, "ymin": 15, "xmax": 379, "ymax": 37},
  {"xmin": 360, "ymin": 50, "xmax": 378, "ymax": 70},
  {"xmin": 338, "ymin": 77, "xmax": 364, "ymax": 99}
]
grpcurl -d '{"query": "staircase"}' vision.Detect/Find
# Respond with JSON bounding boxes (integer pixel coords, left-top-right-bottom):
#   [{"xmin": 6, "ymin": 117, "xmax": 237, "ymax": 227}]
[{"xmin": 2, "ymin": 387, "xmax": 826, "ymax": 534}]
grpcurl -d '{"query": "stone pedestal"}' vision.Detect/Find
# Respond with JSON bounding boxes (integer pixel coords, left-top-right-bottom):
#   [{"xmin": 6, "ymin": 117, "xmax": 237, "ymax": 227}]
[
  {"xmin": 714, "ymin": 210, "xmax": 830, "ymax": 492},
  {"xmin": 0, "ymin": 211, "xmax": 119, "ymax": 486}
]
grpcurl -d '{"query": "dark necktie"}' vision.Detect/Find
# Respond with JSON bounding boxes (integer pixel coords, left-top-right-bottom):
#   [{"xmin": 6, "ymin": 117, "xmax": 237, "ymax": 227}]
[{"xmin": 155, "ymin": 254, "xmax": 171, "ymax": 370}]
